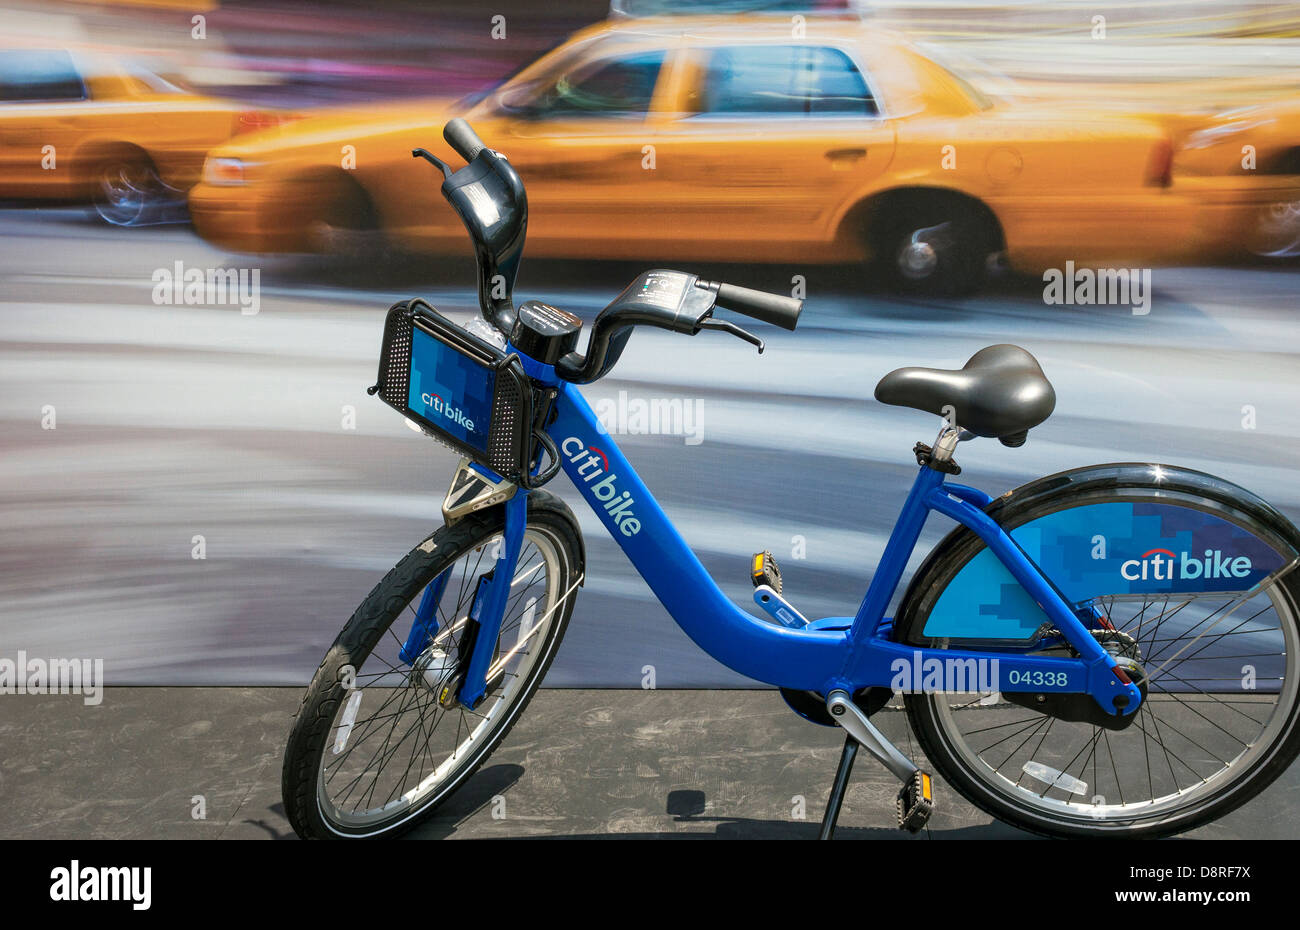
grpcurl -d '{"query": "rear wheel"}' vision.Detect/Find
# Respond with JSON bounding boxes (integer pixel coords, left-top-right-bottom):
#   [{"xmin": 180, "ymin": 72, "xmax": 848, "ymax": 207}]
[
  {"xmin": 871, "ymin": 194, "xmax": 998, "ymax": 297},
  {"xmin": 282, "ymin": 493, "xmax": 582, "ymax": 839},
  {"xmin": 92, "ymin": 154, "xmax": 168, "ymax": 227},
  {"xmin": 303, "ymin": 174, "xmax": 383, "ymax": 259},
  {"xmin": 897, "ymin": 466, "xmax": 1300, "ymax": 837}
]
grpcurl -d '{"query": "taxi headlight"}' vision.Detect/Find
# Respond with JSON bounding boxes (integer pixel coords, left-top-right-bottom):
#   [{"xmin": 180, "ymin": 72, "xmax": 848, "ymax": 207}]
[{"xmin": 203, "ymin": 157, "xmax": 246, "ymax": 185}]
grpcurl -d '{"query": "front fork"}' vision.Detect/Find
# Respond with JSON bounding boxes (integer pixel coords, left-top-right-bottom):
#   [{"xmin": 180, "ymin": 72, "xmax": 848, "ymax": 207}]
[
  {"xmin": 399, "ymin": 485, "xmax": 529, "ymax": 710},
  {"xmin": 458, "ymin": 491, "xmax": 528, "ymax": 708},
  {"xmin": 398, "ymin": 572, "xmax": 449, "ymax": 667}
]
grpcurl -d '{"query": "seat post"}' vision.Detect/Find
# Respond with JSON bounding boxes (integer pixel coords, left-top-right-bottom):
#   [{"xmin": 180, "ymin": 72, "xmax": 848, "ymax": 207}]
[
  {"xmin": 929, "ymin": 424, "xmax": 962, "ymax": 464},
  {"xmin": 913, "ymin": 424, "xmax": 965, "ymax": 476}
]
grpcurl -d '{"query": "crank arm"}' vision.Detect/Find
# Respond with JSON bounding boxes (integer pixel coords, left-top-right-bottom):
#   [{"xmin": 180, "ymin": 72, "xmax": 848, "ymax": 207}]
[
  {"xmin": 753, "ymin": 584, "xmax": 809, "ymax": 628},
  {"xmin": 826, "ymin": 690, "xmax": 917, "ymax": 784},
  {"xmin": 822, "ymin": 691, "xmax": 934, "ymax": 836}
]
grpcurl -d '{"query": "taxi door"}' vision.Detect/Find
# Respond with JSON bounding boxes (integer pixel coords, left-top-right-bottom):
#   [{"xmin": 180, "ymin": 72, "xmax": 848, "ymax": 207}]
[
  {"xmin": 0, "ymin": 50, "xmax": 87, "ymax": 198},
  {"xmin": 494, "ymin": 44, "xmax": 681, "ymax": 259},
  {"xmin": 651, "ymin": 43, "xmax": 897, "ymax": 262}
]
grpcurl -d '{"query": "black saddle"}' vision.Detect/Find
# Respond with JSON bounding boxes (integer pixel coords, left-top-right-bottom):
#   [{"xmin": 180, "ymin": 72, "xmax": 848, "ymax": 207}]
[{"xmin": 874, "ymin": 345, "xmax": 1055, "ymax": 447}]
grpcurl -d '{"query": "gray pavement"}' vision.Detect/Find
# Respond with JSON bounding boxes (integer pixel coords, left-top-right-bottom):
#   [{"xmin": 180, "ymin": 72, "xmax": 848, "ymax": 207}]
[{"xmin": 3, "ymin": 687, "xmax": 1296, "ymax": 839}]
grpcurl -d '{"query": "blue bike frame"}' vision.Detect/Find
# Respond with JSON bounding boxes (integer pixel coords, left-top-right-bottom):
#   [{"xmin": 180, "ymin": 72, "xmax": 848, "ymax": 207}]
[{"xmin": 421, "ymin": 355, "xmax": 1143, "ymax": 718}]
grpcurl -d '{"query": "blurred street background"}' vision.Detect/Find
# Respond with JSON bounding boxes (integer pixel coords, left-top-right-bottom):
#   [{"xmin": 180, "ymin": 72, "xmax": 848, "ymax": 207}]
[
  {"xmin": 4, "ymin": 209, "xmax": 1298, "ymax": 685},
  {"xmin": 2, "ymin": 0, "xmax": 1299, "ymax": 686},
  {"xmin": 7, "ymin": 0, "xmax": 1300, "ymax": 107}
]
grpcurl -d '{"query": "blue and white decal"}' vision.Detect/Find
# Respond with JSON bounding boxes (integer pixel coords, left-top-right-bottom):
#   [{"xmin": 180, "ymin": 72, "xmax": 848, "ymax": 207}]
[
  {"xmin": 924, "ymin": 501, "xmax": 1286, "ymax": 640},
  {"xmin": 560, "ymin": 436, "xmax": 642, "ymax": 536},
  {"xmin": 407, "ymin": 326, "xmax": 494, "ymax": 453}
]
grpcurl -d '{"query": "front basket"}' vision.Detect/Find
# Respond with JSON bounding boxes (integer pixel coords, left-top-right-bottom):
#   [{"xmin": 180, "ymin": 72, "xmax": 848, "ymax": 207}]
[{"xmin": 370, "ymin": 299, "xmax": 533, "ymax": 481}]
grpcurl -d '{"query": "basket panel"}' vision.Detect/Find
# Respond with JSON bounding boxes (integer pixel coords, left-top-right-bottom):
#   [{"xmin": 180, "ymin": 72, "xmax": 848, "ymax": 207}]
[{"xmin": 370, "ymin": 300, "xmax": 534, "ymax": 481}]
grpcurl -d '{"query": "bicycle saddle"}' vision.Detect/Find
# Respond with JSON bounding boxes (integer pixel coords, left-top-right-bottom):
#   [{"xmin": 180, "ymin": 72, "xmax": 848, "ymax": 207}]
[{"xmin": 874, "ymin": 344, "xmax": 1055, "ymax": 447}]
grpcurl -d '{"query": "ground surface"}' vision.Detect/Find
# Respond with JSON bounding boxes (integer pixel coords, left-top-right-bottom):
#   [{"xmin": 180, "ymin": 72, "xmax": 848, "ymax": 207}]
[{"xmin": 4, "ymin": 687, "xmax": 1297, "ymax": 839}]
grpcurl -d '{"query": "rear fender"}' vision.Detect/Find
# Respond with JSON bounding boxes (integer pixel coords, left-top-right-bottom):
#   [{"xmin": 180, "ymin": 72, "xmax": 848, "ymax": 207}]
[{"xmin": 898, "ymin": 463, "xmax": 1300, "ymax": 643}]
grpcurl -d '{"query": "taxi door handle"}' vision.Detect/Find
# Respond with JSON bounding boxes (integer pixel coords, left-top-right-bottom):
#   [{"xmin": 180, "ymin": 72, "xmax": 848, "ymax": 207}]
[{"xmin": 824, "ymin": 147, "xmax": 867, "ymax": 161}]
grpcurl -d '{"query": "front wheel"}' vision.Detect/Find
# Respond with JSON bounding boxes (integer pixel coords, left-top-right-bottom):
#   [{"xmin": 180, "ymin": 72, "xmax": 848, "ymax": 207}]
[
  {"xmin": 897, "ymin": 463, "xmax": 1300, "ymax": 838},
  {"xmin": 1245, "ymin": 199, "xmax": 1300, "ymax": 258},
  {"xmin": 282, "ymin": 491, "xmax": 582, "ymax": 839}
]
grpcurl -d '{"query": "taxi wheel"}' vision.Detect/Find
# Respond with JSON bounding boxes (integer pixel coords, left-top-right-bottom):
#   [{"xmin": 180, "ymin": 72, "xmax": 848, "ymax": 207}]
[
  {"xmin": 305, "ymin": 176, "xmax": 382, "ymax": 260},
  {"xmin": 92, "ymin": 155, "xmax": 166, "ymax": 227},
  {"xmin": 873, "ymin": 197, "xmax": 997, "ymax": 297},
  {"xmin": 1246, "ymin": 200, "xmax": 1300, "ymax": 259}
]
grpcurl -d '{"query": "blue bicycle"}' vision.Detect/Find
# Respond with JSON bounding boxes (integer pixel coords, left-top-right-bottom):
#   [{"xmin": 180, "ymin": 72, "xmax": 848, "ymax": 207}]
[{"xmin": 283, "ymin": 120, "xmax": 1300, "ymax": 839}]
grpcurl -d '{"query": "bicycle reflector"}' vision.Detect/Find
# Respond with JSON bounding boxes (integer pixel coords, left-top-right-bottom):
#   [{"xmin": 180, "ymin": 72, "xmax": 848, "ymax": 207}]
[{"xmin": 370, "ymin": 299, "xmax": 534, "ymax": 480}]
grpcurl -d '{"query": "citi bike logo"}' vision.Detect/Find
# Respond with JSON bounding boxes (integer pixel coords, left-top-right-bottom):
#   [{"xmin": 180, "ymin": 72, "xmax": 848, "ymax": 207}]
[
  {"xmin": 420, "ymin": 392, "xmax": 475, "ymax": 432},
  {"xmin": 1120, "ymin": 548, "xmax": 1253, "ymax": 582},
  {"xmin": 561, "ymin": 436, "xmax": 641, "ymax": 536}
]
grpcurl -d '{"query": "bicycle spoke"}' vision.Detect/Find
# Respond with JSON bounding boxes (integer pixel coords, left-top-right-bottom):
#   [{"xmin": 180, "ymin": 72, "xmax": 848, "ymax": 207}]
[
  {"xmin": 937, "ymin": 578, "xmax": 1294, "ymax": 826},
  {"xmin": 312, "ymin": 526, "xmax": 565, "ymax": 831}
]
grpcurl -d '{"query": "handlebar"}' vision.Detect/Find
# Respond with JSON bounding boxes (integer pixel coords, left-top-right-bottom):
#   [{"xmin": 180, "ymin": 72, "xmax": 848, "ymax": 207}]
[
  {"xmin": 552, "ymin": 271, "xmax": 800, "ymax": 384},
  {"xmin": 420, "ymin": 119, "xmax": 528, "ymax": 335},
  {"xmin": 443, "ymin": 118, "xmax": 486, "ymax": 163},
  {"xmin": 704, "ymin": 281, "xmax": 802, "ymax": 331}
]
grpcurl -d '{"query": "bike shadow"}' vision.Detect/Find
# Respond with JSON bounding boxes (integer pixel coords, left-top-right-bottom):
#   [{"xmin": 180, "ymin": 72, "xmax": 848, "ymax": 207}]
[
  {"xmin": 406, "ymin": 782, "xmax": 1038, "ymax": 840},
  {"xmin": 637, "ymin": 789, "xmax": 1034, "ymax": 840},
  {"xmin": 271, "ymin": 765, "xmax": 1075, "ymax": 840},
  {"xmin": 404, "ymin": 763, "xmax": 528, "ymax": 840}
]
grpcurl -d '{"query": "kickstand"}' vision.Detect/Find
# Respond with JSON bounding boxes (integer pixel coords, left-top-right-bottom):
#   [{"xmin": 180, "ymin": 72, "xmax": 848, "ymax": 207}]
[{"xmin": 818, "ymin": 736, "xmax": 859, "ymax": 840}]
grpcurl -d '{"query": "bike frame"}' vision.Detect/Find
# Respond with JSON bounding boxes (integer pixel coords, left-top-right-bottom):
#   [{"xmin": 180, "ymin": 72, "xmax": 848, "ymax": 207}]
[{"xmin": 431, "ymin": 355, "xmax": 1142, "ymax": 717}]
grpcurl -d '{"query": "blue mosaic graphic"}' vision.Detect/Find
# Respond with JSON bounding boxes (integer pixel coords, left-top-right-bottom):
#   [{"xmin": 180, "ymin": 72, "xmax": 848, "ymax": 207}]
[
  {"xmin": 923, "ymin": 501, "xmax": 1286, "ymax": 640},
  {"xmin": 407, "ymin": 326, "xmax": 494, "ymax": 453}
]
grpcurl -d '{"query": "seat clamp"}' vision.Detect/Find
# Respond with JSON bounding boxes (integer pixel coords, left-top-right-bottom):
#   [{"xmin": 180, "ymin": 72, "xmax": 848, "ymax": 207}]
[{"xmin": 914, "ymin": 441, "xmax": 961, "ymax": 475}]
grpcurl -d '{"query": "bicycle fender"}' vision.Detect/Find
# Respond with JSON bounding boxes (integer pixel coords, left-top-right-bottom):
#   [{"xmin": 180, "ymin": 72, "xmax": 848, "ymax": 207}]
[{"xmin": 897, "ymin": 462, "xmax": 1300, "ymax": 644}]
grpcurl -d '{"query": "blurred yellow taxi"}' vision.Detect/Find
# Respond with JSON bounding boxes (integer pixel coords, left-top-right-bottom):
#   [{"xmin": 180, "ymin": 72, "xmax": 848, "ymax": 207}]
[
  {"xmin": 189, "ymin": 16, "xmax": 1300, "ymax": 294},
  {"xmin": 0, "ymin": 48, "xmax": 285, "ymax": 225},
  {"xmin": 1167, "ymin": 100, "xmax": 1300, "ymax": 257}
]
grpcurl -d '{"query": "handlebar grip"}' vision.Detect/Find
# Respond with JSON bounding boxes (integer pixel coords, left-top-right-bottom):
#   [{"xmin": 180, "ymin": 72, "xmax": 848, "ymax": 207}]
[
  {"xmin": 443, "ymin": 118, "xmax": 486, "ymax": 163},
  {"xmin": 713, "ymin": 282, "xmax": 803, "ymax": 331}
]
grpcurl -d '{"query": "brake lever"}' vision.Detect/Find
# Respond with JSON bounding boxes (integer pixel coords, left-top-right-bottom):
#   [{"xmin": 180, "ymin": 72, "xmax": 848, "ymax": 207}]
[
  {"xmin": 697, "ymin": 317, "xmax": 764, "ymax": 354},
  {"xmin": 412, "ymin": 148, "xmax": 453, "ymax": 180}
]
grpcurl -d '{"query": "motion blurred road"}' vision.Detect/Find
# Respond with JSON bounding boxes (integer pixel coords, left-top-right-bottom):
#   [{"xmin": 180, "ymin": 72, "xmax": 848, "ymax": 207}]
[{"xmin": 1, "ymin": 206, "xmax": 1298, "ymax": 686}]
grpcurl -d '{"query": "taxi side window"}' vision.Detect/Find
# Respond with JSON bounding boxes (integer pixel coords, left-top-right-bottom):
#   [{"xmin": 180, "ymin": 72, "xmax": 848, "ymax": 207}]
[
  {"xmin": 0, "ymin": 50, "xmax": 88, "ymax": 102},
  {"xmin": 533, "ymin": 49, "xmax": 666, "ymax": 118},
  {"xmin": 699, "ymin": 45, "xmax": 876, "ymax": 117}
]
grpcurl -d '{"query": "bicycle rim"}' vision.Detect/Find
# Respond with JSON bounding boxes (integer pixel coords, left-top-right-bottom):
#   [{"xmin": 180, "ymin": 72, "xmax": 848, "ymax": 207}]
[
  {"xmin": 315, "ymin": 525, "xmax": 567, "ymax": 835},
  {"xmin": 921, "ymin": 581, "xmax": 1299, "ymax": 831}
]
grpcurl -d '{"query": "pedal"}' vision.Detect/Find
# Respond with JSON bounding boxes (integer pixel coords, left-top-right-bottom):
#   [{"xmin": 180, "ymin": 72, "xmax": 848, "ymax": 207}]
[
  {"xmin": 750, "ymin": 550, "xmax": 782, "ymax": 593},
  {"xmin": 896, "ymin": 770, "xmax": 934, "ymax": 833}
]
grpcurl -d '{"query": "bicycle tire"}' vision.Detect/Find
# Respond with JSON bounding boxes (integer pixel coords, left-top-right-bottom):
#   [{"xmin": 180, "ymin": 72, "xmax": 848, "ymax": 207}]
[
  {"xmin": 896, "ymin": 463, "xmax": 1300, "ymax": 838},
  {"xmin": 282, "ymin": 490, "xmax": 583, "ymax": 839}
]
